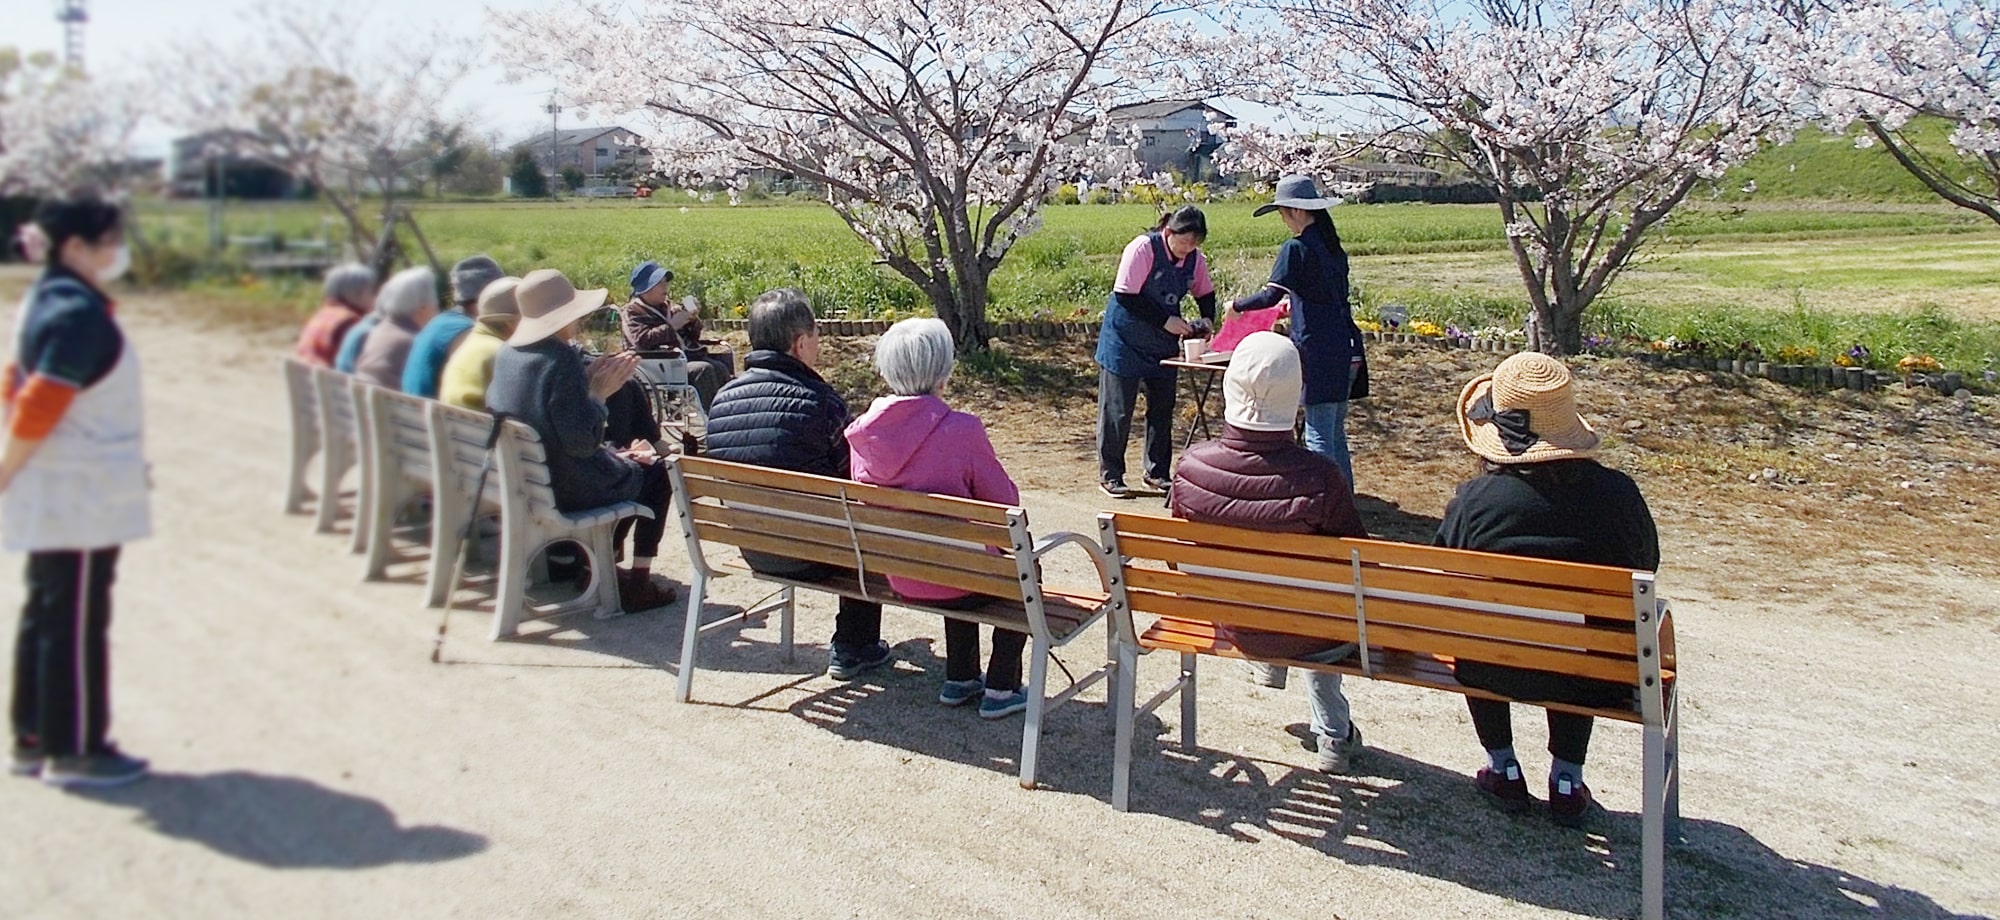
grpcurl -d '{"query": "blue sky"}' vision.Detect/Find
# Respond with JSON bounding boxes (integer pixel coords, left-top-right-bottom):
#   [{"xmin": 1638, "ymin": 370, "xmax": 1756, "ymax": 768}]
[{"xmin": 2, "ymin": 0, "xmax": 1317, "ymax": 156}]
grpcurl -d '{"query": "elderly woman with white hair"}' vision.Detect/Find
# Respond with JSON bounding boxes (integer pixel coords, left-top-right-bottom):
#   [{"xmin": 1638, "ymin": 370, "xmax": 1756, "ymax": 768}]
[
  {"xmin": 352, "ymin": 266, "xmax": 439, "ymax": 390},
  {"xmin": 846, "ymin": 318, "xmax": 1030, "ymax": 718},
  {"xmin": 294, "ymin": 262, "xmax": 375, "ymax": 369}
]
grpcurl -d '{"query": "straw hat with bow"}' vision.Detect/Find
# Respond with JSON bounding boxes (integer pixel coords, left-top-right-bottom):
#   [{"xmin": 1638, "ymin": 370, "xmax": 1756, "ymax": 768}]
[
  {"xmin": 508, "ymin": 269, "xmax": 609, "ymax": 346},
  {"xmin": 1456, "ymin": 353, "xmax": 1601, "ymax": 464}
]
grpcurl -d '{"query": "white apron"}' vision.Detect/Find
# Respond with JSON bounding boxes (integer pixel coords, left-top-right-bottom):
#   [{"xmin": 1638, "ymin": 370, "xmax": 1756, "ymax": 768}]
[{"xmin": 2, "ymin": 281, "xmax": 152, "ymax": 553}]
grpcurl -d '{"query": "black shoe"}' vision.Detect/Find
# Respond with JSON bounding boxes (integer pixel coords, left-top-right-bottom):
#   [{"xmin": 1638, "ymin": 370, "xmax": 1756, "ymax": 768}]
[
  {"xmin": 1142, "ymin": 476, "xmax": 1172, "ymax": 494},
  {"xmin": 546, "ymin": 552, "xmax": 583, "ymax": 585},
  {"xmin": 42, "ymin": 746, "xmax": 148, "ymax": 788},
  {"xmin": 827, "ymin": 641, "xmax": 894, "ymax": 680},
  {"xmin": 1099, "ymin": 480, "xmax": 1132, "ymax": 499}
]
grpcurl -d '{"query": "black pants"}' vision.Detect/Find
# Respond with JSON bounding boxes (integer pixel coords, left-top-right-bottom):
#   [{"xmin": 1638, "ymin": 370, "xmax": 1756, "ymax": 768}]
[
  {"xmin": 741, "ymin": 554, "xmax": 883, "ymax": 654},
  {"xmin": 934, "ymin": 594, "xmax": 1028, "ymax": 692},
  {"xmin": 12, "ymin": 548, "xmax": 120, "ymax": 757},
  {"xmin": 1097, "ymin": 367, "xmax": 1177, "ymax": 485},
  {"xmin": 613, "ymin": 462, "xmax": 673, "ymax": 559},
  {"xmin": 1457, "ymin": 661, "xmax": 1633, "ymax": 766},
  {"xmin": 687, "ymin": 358, "xmax": 728, "ymax": 411}
]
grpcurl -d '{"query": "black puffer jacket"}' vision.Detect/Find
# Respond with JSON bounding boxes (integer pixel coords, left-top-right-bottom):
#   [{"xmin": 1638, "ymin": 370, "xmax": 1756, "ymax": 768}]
[
  {"xmin": 703, "ymin": 349, "xmax": 850, "ymax": 478},
  {"xmin": 1170, "ymin": 424, "xmax": 1367, "ymax": 658}
]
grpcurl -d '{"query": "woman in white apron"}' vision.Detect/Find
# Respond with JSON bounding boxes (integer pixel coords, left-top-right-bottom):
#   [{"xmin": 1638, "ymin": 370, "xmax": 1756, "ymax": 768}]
[{"xmin": 3, "ymin": 194, "xmax": 151, "ymax": 787}]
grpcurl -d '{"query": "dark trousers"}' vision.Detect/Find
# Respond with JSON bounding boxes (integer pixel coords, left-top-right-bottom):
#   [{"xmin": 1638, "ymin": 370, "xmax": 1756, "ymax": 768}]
[
  {"xmin": 12, "ymin": 548, "xmax": 120, "ymax": 757},
  {"xmin": 1457, "ymin": 660, "xmax": 1633, "ymax": 766},
  {"xmin": 613, "ymin": 462, "xmax": 673, "ymax": 559},
  {"xmin": 934, "ymin": 594, "xmax": 1028, "ymax": 692},
  {"xmin": 1097, "ymin": 367, "xmax": 1177, "ymax": 485},
  {"xmin": 687, "ymin": 357, "xmax": 728, "ymax": 410},
  {"xmin": 741, "ymin": 553, "xmax": 883, "ymax": 654}
]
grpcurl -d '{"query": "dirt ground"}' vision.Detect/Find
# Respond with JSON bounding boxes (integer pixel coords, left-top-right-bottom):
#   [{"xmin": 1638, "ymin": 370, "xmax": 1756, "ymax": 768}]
[{"xmin": 1, "ymin": 287, "xmax": 1997, "ymax": 919}]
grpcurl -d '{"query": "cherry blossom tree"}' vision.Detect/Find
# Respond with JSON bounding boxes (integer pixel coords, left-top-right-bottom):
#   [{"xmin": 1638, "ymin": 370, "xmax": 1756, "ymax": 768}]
[
  {"xmin": 1771, "ymin": 0, "xmax": 2000, "ymax": 224},
  {"xmin": 0, "ymin": 48, "xmax": 141, "ymax": 197},
  {"xmin": 495, "ymin": 0, "xmax": 1241, "ymax": 350},
  {"xmin": 163, "ymin": 2, "xmax": 475, "ymax": 277},
  {"xmin": 1246, "ymin": 0, "xmax": 1788, "ymax": 355}
]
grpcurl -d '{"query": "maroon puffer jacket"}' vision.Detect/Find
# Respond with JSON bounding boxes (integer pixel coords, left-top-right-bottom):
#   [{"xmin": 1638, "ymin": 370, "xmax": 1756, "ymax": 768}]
[{"xmin": 1169, "ymin": 424, "xmax": 1367, "ymax": 658}]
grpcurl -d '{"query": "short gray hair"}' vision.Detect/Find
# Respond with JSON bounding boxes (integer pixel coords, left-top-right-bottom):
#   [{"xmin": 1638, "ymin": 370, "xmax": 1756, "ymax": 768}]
[
  {"xmin": 874, "ymin": 318, "xmax": 956, "ymax": 396},
  {"xmin": 376, "ymin": 266, "xmax": 438, "ymax": 324},
  {"xmin": 322, "ymin": 262, "xmax": 375, "ymax": 311},
  {"xmin": 747, "ymin": 288, "xmax": 817, "ymax": 353}
]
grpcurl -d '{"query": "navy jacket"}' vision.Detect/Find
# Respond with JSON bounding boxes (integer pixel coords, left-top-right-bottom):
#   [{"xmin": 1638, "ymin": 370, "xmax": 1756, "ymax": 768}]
[
  {"xmin": 486, "ymin": 338, "xmax": 643, "ymax": 512},
  {"xmin": 704, "ymin": 349, "xmax": 851, "ymax": 478}
]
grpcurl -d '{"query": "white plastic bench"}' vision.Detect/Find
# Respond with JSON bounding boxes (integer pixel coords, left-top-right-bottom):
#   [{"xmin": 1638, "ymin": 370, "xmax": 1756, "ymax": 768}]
[
  {"xmin": 428, "ymin": 403, "xmax": 654, "ymax": 639},
  {"xmin": 357, "ymin": 386, "xmax": 435, "ymax": 583},
  {"xmin": 307, "ymin": 366, "xmax": 364, "ymax": 549}
]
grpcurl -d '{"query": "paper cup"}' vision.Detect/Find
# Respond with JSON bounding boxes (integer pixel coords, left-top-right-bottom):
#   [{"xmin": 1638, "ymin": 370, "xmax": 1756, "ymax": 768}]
[{"xmin": 1182, "ymin": 338, "xmax": 1206, "ymax": 361}]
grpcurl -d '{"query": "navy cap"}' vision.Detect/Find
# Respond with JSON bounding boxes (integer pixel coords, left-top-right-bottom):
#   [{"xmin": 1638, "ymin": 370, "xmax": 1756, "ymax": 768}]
[{"xmin": 629, "ymin": 261, "xmax": 674, "ymax": 294}]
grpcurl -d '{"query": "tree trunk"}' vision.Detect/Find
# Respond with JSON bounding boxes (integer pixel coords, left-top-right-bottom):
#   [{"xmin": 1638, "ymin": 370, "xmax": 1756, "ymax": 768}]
[
  {"xmin": 1536, "ymin": 297, "xmax": 1585, "ymax": 357},
  {"xmin": 948, "ymin": 270, "xmax": 992, "ymax": 355}
]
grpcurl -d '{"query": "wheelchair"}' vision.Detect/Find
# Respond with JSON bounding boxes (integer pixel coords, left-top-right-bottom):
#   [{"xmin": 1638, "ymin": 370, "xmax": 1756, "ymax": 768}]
[{"xmin": 631, "ymin": 350, "xmax": 709, "ymax": 451}]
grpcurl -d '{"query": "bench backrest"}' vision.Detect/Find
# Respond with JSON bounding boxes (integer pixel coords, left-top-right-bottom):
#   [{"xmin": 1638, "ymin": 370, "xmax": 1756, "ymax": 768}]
[
  {"xmin": 426, "ymin": 402, "xmax": 511, "ymax": 510},
  {"xmin": 361, "ymin": 386, "xmax": 434, "ymax": 486},
  {"xmin": 669, "ymin": 455, "xmax": 1035, "ymax": 604},
  {"xmin": 309, "ymin": 366, "xmax": 359, "ymax": 455},
  {"xmin": 1100, "ymin": 512, "xmax": 1673, "ymax": 722},
  {"xmin": 487, "ymin": 418, "xmax": 573, "ymax": 531}
]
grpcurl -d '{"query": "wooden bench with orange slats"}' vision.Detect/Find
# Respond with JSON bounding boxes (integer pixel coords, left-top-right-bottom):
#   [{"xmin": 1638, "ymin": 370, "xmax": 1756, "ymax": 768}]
[
  {"xmin": 665, "ymin": 455, "xmax": 1116, "ymax": 789},
  {"xmin": 1098, "ymin": 511, "xmax": 1680, "ymax": 920}
]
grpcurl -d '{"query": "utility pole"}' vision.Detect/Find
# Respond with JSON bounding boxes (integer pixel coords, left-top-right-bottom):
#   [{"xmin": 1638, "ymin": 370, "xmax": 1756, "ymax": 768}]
[
  {"xmin": 56, "ymin": 0, "xmax": 88, "ymax": 73},
  {"xmin": 546, "ymin": 94, "xmax": 562, "ymax": 201}
]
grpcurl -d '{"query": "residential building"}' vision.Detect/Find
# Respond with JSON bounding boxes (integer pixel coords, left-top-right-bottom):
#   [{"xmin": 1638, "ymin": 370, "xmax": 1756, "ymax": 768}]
[{"xmin": 1105, "ymin": 100, "xmax": 1238, "ymax": 181}]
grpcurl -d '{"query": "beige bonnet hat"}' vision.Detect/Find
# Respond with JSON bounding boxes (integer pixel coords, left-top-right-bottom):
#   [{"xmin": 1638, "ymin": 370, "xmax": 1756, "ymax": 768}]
[{"xmin": 1456, "ymin": 352, "xmax": 1601, "ymax": 464}]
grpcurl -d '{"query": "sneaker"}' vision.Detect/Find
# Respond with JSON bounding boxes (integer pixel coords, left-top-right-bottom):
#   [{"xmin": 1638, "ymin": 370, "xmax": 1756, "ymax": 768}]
[
  {"xmin": 1313, "ymin": 723, "xmax": 1364, "ymax": 774},
  {"xmin": 1247, "ymin": 661, "xmax": 1289, "ymax": 689},
  {"xmin": 827, "ymin": 641, "xmax": 894, "ymax": 681},
  {"xmin": 1549, "ymin": 773, "xmax": 1599, "ymax": 828},
  {"xmin": 613, "ymin": 569, "xmax": 679, "ymax": 614},
  {"xmin": 1098, "ymin": 480, "xmax": 1132, "ymax": 499},
  {"xmin": 42, "ymin": 746, "xmax": 148, "ymax": 788},
  {"xmin": 939, "ymin": 678, "xmax": 985, "ymax": 707},
  {"xmin": 979, "ymin": 689, "xmax": 1030, "ymax": 720},
  {"xmin": 1142, "ymin": 476, "xmax": 1172, "ymax": 494},
  {"xmin": 1475, "ymin": 760, "xmax": 1535, "ymax": 815},
  {"xmin": 10, "ymin": 739, "xmax": 44, "ymax": 778}
]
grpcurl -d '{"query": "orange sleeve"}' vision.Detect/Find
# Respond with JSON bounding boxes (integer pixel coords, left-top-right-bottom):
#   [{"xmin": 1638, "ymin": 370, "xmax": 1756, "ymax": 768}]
[{"xmin": 9, "ymin": 374, "xmax": 80, "ymax": 440}]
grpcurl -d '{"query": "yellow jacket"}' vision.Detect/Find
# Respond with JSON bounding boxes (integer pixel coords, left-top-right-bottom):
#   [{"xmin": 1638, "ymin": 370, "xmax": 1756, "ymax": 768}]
[{"xmin": 439, "ymin": 321, "xmax": 508, "ymax": 411}]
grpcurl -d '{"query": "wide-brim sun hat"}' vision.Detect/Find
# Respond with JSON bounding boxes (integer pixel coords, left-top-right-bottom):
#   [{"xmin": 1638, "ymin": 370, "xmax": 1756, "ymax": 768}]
[
  {"xmin": 1253, "ymin": 174, "xmax": 1342, "ymax": 217},
  {"xmin": 476, "ymin": 276, "xmax": 522, "ymax": 325},
  {"xmin": 629, "ymin": 260, "xmax": 673, "ymax": 295},
  {"xmin": 509, "ymin": 269, "xmax": 609, "ymax": 346},
  {"xmin": 1456, "ymin": 352, "xmax": 1601, "ymax": 464},
  {"xmin": 1223, "ymin": 331, "xmax": 1303, "ymax": 432}
]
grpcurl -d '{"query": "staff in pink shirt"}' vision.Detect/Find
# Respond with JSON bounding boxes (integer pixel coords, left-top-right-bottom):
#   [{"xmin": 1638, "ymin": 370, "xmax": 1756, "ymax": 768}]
[
  {"xmin": 847, "ymin": 319, "xmax": 1031, "ymax": 720},
  {"xmin": 1092, "ymin": 207, "xmax": 1217, "ymax": 498}
]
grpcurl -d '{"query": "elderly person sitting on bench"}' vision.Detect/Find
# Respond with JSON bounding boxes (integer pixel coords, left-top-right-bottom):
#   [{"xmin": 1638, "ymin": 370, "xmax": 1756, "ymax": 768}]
[
  {"xmin": 846, "ymin": 318, "xmax": 1030, "ymax": 719},
  {"xmin": 1442, "ymin": 352, "xmax": 1659, "ymax": 828},
  {"xmin": 1168, "ymin": 331, "xmax": 1370, "ymax": 773},
  {"xmin": 353, "ymin": 266, "xmax": 438, "ymax": 391}
]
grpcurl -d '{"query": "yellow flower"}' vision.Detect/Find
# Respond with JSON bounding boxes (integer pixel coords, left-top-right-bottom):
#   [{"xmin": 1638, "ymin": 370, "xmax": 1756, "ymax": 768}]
[
  {"xmin": 1356, "ymin": 319, "xmax": 1382, "ymax": 333},
  {"xmin": 1411, "ymin": 320, "xmax": 1444, "ymax": 337}
]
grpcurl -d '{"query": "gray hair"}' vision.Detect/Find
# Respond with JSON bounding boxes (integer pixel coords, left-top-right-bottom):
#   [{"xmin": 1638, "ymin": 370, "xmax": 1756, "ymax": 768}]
[
  {"xmin": 376, "ymin": 266, "xmax": 438, "ymax": 324},
  {"xmin": 874, "ymin": 317, "xmax": 956, "ymax": 396},
  {"xmin": 321, "ymin": 262, "xmax": 375, "ymax": 311},
  {"xmin": 747, "ymin": 288, "xmax": 817, "ymax": 353},
  {"xmin": 450, "ymin": 254, "xmax": 505, "ymax": 307}
]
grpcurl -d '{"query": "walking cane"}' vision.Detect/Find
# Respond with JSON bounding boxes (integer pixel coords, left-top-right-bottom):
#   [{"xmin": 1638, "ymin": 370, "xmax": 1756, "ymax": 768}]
[{"xmin": 430, "ymin": 412, "xmax": 510, "ymax": 664}]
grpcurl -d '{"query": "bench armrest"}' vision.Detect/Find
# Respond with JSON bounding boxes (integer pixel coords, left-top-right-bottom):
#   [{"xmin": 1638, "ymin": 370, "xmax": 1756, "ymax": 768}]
[{"xmin": 1028, "ymin": 531, "xmax": 1116, "ymax": 596}]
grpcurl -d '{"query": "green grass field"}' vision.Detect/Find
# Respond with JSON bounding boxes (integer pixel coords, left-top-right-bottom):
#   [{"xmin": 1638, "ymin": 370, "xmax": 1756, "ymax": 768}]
[{"xmin": 133, "ymin": 192, "xmax": 2000, "ymax": 372}]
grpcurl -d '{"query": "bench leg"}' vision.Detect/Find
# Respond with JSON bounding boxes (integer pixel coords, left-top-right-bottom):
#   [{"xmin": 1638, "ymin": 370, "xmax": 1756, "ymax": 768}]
[
  {"xmin": 1178, "ymin": 653, "xmax": 1198, "ymax": 751},
  {"xmin": 1018, "ymin": 636, "xmax": 1052, "ymax": 790},
  {"xmin": 588, "ymin": 522, "xmax": 624, "ymax": 619},
  {"xmin": 284, "ymin": 440, "xmax": 316, "ymax": 515},
  {"xmin": 348, "ymin": 461, "xmax": 372, "ymax": 556},
  {"xmin": 1111, "ymin": 643, "xmax": 1139, "ymax": 812},
  {"xmin": 313, "ymin": 450, "xmax": 347, "ymax": 535},
  {"xmin": 778, "ymin": 586, "xmax": 795, "ymax": 665},
  {"xmin": 425, "ymin": 487, "xmax": 465, "ymax": 608},
  {"xmin": 674, "ymin": 570, "xmax": 709, "ymax": 703},
  {"xmin": 1668, "ymin": 703, "xmax": 1684, "ymax": 841},
  {"xmin": 1643, "ymin": 722, "xmax": 1667, "ymax": 920},
  {"xmin": 491, "ymin": 525, "xmax": 530, "ymax": 641}
]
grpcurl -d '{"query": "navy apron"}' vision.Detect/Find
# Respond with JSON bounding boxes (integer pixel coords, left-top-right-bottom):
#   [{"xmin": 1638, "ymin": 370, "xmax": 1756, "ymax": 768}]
[{"xmin": 1095, "ymin": 233, "xmax": 1194, "ymax": 380}]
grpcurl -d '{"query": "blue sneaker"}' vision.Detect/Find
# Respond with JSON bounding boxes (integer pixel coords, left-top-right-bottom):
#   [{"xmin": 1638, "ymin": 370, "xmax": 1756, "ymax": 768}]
[
  {"xmin": 978, "ymin": 689, "xmax": 1030, "ymax": 720},
  {"xmin": 939, "ymin": 678, "xmax": 984, "ymax": 707},
  {"xmin": 826, "ymin": 641, "xmax": 894, "ymax": 681}
]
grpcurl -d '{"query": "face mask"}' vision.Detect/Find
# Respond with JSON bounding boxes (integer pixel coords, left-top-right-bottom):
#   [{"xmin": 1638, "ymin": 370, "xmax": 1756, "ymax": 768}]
[{"xmin": 96, "ymin": 245, "xmax": 131, "ymax": 285}]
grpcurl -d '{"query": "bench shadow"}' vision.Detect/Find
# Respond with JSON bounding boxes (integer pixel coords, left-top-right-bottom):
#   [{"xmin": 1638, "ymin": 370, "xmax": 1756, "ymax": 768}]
[
  {"xmin": 1354, "ymin": 493, "xmax": 1443, "ymax": 545},
  {"xmin": 1116, "ymin": 741, "xmax": 1986, "ymax": 920},
  {"xmin": 68, "ymin": 771, "xmax": 486, "ymax": 869}
]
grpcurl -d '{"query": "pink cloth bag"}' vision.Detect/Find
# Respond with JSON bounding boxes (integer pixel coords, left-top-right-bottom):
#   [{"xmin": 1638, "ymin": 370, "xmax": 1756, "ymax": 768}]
[{"xmin": 1209, "ymin": 300, "xmax": 1287, "ymax": 354}]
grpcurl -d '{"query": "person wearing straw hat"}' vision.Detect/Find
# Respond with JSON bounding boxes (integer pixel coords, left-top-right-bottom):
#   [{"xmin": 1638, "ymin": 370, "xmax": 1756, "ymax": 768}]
[
  {"xmin": 1169, "ymin": 331, "xmax": 1370, "ymax": 773},
  {"xmin": 438, "ymin": 276, "xmax": 521, "ymax": 412},
  {"xmin": 1223, "ymin": 175, "xmax": 1368, "ymax": 490},
  {"xmin": 485, "ymin": 269, "xmax": 678, "ymax": 612},
  {"xmin": 1441, "ymin": 352, "xmax": 1659, "ymax": 828}
]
